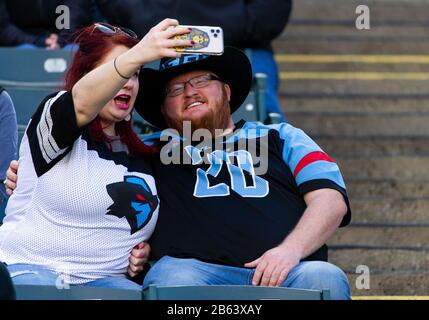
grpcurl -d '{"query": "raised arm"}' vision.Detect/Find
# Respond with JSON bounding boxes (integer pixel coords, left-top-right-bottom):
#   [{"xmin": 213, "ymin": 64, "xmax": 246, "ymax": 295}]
[{"xmin": 72, "ymin": 18, "xmax": 191, "ymax": 128}]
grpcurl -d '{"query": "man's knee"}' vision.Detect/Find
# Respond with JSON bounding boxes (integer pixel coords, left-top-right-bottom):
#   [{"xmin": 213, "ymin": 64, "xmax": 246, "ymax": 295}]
[
  {"xmin": 295, "ymin": 261, "xmax": 347, "ymax": 281},
  {"xmin": 143, "ymin": 257, "xmax": 210, "ymax": 287},
  {"xmin": 285, "ymin": 261, "xmax": 351, "ymax": 299}
]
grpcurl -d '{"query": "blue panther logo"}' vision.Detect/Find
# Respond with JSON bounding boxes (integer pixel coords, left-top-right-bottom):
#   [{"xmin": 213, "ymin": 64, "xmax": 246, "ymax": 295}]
[{"xmin": 106, "ymin": 176, "xmax": 159, "ymax": 234}]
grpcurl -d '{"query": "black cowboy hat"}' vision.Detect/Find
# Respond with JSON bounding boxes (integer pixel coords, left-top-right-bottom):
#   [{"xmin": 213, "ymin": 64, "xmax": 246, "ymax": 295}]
[{"xmin": 135, "ymin": 46, "xmax": 252, "ymax": 129}]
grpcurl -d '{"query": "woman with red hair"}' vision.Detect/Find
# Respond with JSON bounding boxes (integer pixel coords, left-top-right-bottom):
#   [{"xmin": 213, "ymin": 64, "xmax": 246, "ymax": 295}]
[{"xmin": 0, "ymin": 19, "xmax": 191, "ymax": 290}]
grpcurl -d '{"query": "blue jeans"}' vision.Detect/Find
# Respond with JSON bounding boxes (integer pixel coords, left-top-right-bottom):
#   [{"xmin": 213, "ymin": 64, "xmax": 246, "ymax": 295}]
[
  {"xmin": 143, "ymin": 256, "xmax": 351, "ymax": 300},
  {"xmin": 6, "ymin": 264, "xmax": 141, "ymax": 290},
  {"xmin": 250, "ymin": 49, "xmax": 286, "ymax": 122}
]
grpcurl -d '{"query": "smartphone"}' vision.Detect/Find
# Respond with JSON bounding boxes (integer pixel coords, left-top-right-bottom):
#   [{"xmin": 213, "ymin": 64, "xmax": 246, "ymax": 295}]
[{"xmin": 174, "ymin": 25, "xmax": 224, "ymax": 55}]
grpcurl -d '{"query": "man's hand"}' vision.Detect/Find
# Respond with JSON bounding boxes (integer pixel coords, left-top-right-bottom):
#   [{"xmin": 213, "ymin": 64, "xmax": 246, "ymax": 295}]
[
  {"xmin": 244, "ymin": 245, "xmax": 300, "ymax": 287},
  {"xmin": 4, "ymin": 160, "xmax": 18, "ymax": 196},
  {"xmin": 245, "ymin": 188, "xmax": 347, "ymax": 288},
  {"xmin": 128, "ymin": 242, "xmax": 150, "ymax": 278}
]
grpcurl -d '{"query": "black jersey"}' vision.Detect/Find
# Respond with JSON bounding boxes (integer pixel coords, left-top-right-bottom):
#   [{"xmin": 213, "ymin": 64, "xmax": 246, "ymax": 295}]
[{"xmin": 145, "ymin": 120, "xmax": 351, "ymax": 267}]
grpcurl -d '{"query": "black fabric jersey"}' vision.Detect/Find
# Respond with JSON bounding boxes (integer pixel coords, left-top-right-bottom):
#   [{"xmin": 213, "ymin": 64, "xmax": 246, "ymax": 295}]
[{"xmin": 145, "ymin": 120, "xmax": 351, "ymax": 267}]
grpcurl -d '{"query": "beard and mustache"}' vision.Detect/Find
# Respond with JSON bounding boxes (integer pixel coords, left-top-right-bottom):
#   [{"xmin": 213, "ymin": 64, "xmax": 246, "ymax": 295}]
[{"xmin": 164, "ymin": 86, "xmax": 232, "ymax": 135}]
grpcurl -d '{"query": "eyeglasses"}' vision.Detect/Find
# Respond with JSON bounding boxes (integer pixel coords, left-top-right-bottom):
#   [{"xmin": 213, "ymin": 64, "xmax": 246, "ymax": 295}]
[
  {"xmin": 92, "ymin": 23, "xmax": 138, "ymax": 39},
  {"xmin": 165, "ymin": 74, "xmax": 223, "ymax": 97}
]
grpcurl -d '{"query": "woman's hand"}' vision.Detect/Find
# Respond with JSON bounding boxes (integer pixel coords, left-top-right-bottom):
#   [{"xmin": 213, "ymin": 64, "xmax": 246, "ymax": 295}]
[{"xmin": 128, "ymin": 18, "xmax": 192, "ymax": 66}]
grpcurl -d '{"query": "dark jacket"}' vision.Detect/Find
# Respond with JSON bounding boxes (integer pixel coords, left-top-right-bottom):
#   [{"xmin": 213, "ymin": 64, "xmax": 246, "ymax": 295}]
[
  {"xmin": 63, "ymin": 0, "xmax": 292, "ymax": 50},
  {"xmin": 0, "ymin": 263, "xmax": 15, "ymax": 300},
  {"xmin": 133, "ymin": 0, "xmax": 292, "ymax": 50},
  {"xmin": 0, "ymin": 0, "xmax": 63, "ymax": 46}
]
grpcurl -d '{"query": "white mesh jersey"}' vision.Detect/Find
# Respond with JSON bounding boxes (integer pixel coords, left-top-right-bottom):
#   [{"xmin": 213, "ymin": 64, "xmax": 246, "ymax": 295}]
[{"xmin": 0, "ymin": 91, "xmax": 159, "ymax": 284}]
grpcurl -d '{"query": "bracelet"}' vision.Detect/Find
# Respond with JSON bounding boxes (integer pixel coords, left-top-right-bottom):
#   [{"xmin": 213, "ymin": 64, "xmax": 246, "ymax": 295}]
[{"xmin": 113, "ymin": 57, "xmax": 130, "ymax": 80}]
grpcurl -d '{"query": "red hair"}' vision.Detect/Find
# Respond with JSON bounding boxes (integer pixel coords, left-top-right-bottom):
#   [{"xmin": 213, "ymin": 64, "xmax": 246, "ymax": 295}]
[{"xmin": 64, "ymin": 23, "xmax": 153, "ymax": 157}]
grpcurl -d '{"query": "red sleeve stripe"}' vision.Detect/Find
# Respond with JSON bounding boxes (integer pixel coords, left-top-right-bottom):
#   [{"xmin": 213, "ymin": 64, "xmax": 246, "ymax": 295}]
[{"xmin": 293, "ymin": 151, "xmax": 334, "ymax": 178}]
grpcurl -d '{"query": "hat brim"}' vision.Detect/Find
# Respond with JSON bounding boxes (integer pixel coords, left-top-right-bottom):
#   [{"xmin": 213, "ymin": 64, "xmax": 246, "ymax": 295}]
[{"xmin": 135, "ymin": 47, "xmax": 252, "ymax": 129}]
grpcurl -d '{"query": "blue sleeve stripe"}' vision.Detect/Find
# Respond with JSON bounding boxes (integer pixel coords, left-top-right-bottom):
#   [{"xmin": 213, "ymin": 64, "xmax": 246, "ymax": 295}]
[
  {"xmin": 295, "ymin": 161, "xmax": 346, "ymax": 189},
  {"xmin": 277, "ymin": 123, "xmax": 323, "ymax": 173}
]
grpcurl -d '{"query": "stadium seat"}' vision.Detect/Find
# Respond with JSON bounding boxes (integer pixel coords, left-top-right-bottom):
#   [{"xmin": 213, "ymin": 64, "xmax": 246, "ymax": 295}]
[
  {"xmin": 232, "ymin": 72, "xmax": 267, "ymax": 123},
  {"xmin": 143, "ymin": 284, "xmax": 331, "ymax": 300},
  {"xmin": 0, "ymin": 47, "xmax": 73, "ymax": 127},
  {"xmin": 14, "ymin": 284, "xmax": 141, "ymax": 300}
]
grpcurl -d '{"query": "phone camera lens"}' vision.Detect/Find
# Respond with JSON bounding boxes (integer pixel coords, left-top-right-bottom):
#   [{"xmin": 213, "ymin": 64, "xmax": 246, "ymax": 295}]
[
  {"xmin": 214, "ymin": 34, "xmax": 218, "ymax": 37},
  {"xmin": 216, "ymin": 30, "xmax": 220, "ymax": 33},
  {"xmin": 211, "ymin": 29, "xmax": 215, "ymax": 33}
]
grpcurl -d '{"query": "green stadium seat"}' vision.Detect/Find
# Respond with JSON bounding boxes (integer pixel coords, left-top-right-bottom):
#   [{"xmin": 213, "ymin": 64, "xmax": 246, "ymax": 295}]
[
  {"xmin": 232, "ymin": 72, "xmax": 267, "ymax": 123},
  {"xmin": 0, "ymin": 47, "xmax": 73, "ymax": 127},
  {"xmin": 143, "ymin": 284, "xmax": 331, "ymax": 300},
  {"xmin": 0, "ymin": 48, "xmax": 72, "ymax": 82},
  {"xmin": 14, "ymin": 284, "xmax": 141, "ymax": 300}
]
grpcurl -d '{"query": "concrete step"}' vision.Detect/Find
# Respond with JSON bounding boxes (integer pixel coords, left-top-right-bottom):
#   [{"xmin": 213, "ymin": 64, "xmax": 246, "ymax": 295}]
[
  {"xmin": 329, "ymin": 249, "xmax": 429, "ymax": 273},
  {"xmin": 286, "ymin": 113, "xmax": 429, "ymax": 137},
  {"xmin": 277, "ymin": 0, "xmax": 429, "ymax": 298},
  {"xmin": 274, "ymin": 40, "xmax": 429, "ymax": 55},
  {"xmin": 349, "ymin": 198, "xmax": 429, "ymax": 224},
  {"xmin": 281, "ymin": 25, "xmax": 428, "ymax": 40},
  {"xmin": 316, "ymin": 137, "xmax": 429, "ymax": 158},
  {"xmin": 282, "ymin": 98, "xmax": 429, "ymax": 114},
  {"xmin": 336, "ymin": 157, "xmax": 429, "ymax": 180},
  {"xmin": 347, "ymin": 180, "xmax": 429, "ymax": 199},
  {"xmin": 328, "ymin": 226, "xmax": 429, "ymax": 247},
  {"xmin": 346, "ymin": 272, "xmax": 429, "ymax": 296},
  {"xmin": 275, "ymin": 0, "xmax": 429, "ymax": 54},
  {"xmin": 280, "ymin": 80, "xmax": 429, "ymax": 97},
  {"xmin": 279, "ymin": 62, "xmax": 429, "ymax": 73},
  {"xmin": 289, "ymin": 0, "xmax": 429, "ymax": 23}
]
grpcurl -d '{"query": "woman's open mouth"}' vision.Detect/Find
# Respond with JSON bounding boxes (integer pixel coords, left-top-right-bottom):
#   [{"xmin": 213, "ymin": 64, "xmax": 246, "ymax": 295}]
[{"xmin": 114, "ymin": 94, "xmax": 131, "ymax": 110}]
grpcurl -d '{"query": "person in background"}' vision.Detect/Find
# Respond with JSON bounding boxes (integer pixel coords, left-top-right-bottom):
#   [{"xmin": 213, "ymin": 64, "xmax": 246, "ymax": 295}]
[
  {"xmin": 0, "ymin": 88, "xmax": 17, "ymax": 222},
  {"xmin": 0, "ymin": 0, "xmax": 64, "ymax": 49}
]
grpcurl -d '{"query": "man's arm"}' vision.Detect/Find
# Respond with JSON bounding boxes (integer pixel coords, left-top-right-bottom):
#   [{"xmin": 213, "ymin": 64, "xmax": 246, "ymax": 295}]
[
  {"xmin": 4, "ymin": 160, "xmax": 18, "ymax": 196},
  {"xmin": 245, "ymin": 188, "xmax": 347, "ymax": 287}
]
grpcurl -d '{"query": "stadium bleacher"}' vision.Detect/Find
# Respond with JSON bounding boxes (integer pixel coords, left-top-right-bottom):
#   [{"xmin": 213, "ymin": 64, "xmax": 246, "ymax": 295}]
[{"xmin": 13, "ymin": 283, "xmax": 329, "ymax": 300}]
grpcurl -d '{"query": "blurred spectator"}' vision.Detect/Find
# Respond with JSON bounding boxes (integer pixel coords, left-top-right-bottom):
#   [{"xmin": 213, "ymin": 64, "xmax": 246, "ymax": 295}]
[
  {"xmin": 0, "ymin": 263, "xmax": 15, "ymax": 300},
  {"xmin": 0, "ymin": 88, "xmax": 17, "ymax": 221},
  {"xmin": 0, "ymin": 0, "xmax": 64, "ymax": 49},
  {"xmin": 62, "ymin": 0, "xmax": 293, "ymax": 121},
  {"xmin": 61, "ymin": 0, "xmax": 144, "ymax": 37}
]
